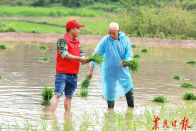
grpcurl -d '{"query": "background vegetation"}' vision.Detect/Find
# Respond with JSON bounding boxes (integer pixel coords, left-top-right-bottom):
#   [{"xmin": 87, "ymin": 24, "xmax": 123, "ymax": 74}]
[{"xmin": 0, "ymin": 0, "xmax": 196, "ymax": 39}]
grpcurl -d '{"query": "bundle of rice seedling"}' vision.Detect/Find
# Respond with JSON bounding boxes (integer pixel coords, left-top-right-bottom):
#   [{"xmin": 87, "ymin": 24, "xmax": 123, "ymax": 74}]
[
  {"xmin": 0, "ymin": 44, "xmax": 6, "ymax": 49},
  {"xmin": 80, "ymin": 76, "xmax": 91, "ymax": 97},
  {"xmin": 80, "ymin": 90, "xmax": 89, "ymax": 97},
  {"xmin": 152, "ymin": 96, "xmax": 167, "ymax": 103},
  {"xmin": 86, "ymin": 53, "xmax": 104, "ymax": 66},
  {"xmin": 182, "ymin": 93, "xmax": 196, "ymax": 100},
  {"xmin": 186, "ymin": 60, "xmax": 196, "ymax": 64},
  {"xmin": 131, "ymin": 44, "xmax": 137, "ymax": 48},
  {"xmin": 81, "ymin": 76, "xmax": 91, "ymax": 91},
  {"xmin": 38, "ymin": 57, "xmax": 50, "ymax": 61},
  {"xmin": 39, "ymin": 45, "xmax": 47, "ymax": 50},
  {"xmin": 180, "ymin": 82, "xmax": 195, "ymax": 88},
  {"xmin": 173, "ymin": 74, "xmax": 183, "ymax": 80},
  {"xmin": 121, "ymin": 59, "xmax": 140, "ymax": 73},
  {"xmin": 133, "ymin": 54, "xmax": 141, "ymax": 59},
  {"xmin": 141, "ymin": 48, "xmax": 148, "ymax": 52},
  {"xmin": 41, "ymin": 85, "xmax": 54, "ymax": 106}
]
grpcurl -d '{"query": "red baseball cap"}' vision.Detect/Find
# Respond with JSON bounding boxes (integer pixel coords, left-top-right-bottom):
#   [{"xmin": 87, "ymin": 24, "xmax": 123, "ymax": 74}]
[{"xmin": 66, "ymin": 20, "xmax": 85, "ymax": 29}]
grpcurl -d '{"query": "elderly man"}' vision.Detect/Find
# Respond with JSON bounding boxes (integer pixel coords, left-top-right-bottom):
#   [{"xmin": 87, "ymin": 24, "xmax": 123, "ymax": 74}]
[
  {"xmin": 50, "ymin": 20, "xmax": 87, "ymax": 113},
  {"xmin": 86, "ymin": 22, "xmax": 134, "ymax": 108}
]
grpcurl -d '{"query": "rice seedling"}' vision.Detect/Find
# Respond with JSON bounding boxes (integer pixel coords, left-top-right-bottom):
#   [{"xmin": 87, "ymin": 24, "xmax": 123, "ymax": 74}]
[
  {"xmin": 152, "ymin": 96, "xmax": 167, "ymax": 103},
  {"xmin": 86, "ymin": 53, "xmax": 104, "ymax": 66},
  {"xmin": 80, "ymin": 90, "xmax": 88, "ymax": 97},
  {"xmin": 131, "ymin": 44, "xmax": 137, "ymax": 48},
  {"xmin": 182, "ymin": 93, "xmax": 196, "ymax": 100},
  {"xmin": 39, "ymin": 45, "xmax": 47, "ymax": 50},
  {"xmin": 180, "ymin": 82, "xmax": 195, "ymax": 88},
  {"xmin": 81, "ymin": 76, "xmax": 91, "ymax": 91},
  {"xmin": 38, "ymin": 57, "xmax": 50, "ymax": 61},
  {"xmin": 2, "ymin": 103, "xmax": 196, "ymax": 130},
  {"xmin": 186, "ymin": 60, "xmax": 196, "ymax": 64},
  {"xmin": 141, "ymin": 48, "xmax": 148, "ymax": 52},
  {"xmin": 173, "ymin": 74, "xmax": 183, "ymax": 80},
  {"xmin": 0, "ymin": 44, "xmax": 6, "ymax": 49},
  {"xmin": 133, "ymin": 54, "xmax": 141, "ymax": 59},
  {"xmin": 74, "ymin": 92, "xmax": 80, "ymax": 97},
  {"xmin": 122, "ymin": 59, "xmax": 140, "ymax": 73},
  {"xmin": 41, "ymin": 85, "xmax": 54, "ymax": 106},
  {"xmin": 0, "ymin": 76, "xmax": 3, "ymax": 80}
]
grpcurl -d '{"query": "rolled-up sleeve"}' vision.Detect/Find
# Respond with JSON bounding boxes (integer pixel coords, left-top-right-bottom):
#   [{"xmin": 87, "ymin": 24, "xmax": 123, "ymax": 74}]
[
  {"xmin": 80, "ymin": 45, "xmax": 85, "ymax": 57},
  {"xmin": 57, "ymin": 38, "xmax": 69, "ymax": 59}
]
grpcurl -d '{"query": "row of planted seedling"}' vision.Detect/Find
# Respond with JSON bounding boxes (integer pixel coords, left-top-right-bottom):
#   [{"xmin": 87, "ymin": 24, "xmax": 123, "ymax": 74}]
[
  {"xmin": 152, "ymin": 62, "xmax": 196, "ymax": 103},
  {"xmin": 38, "ymin": 45, "xmax": 52, "ymax": 105},
  {"xmin": 132, "ymin": 44, "xmax": 196, "ymax": 102},
  {"xmin": 0, "ymin": 44, "xmax": 6, "ymax": 81},
  {"xmin": 38, "ymin": 45, "xmax": 51, "ymax": 63},
  {"xmin": 1, "ymin": 103, "xmax": 196, "ymax": 131}
]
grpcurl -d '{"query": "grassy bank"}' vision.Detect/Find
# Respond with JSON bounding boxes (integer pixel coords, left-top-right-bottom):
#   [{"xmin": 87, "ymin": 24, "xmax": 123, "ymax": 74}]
[
  {"xmin": 0, "ymin": 5, "xmax": 106, "ymax": 17},
  {"xmin": 112, "ymin": 5, "xmax": 196, "ymax": 40}
]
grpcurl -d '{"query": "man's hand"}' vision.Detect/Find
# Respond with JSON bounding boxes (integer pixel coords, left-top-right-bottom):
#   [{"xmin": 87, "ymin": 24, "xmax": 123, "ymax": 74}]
[
  {"xmin": 86, "ymin": 71, "xmax": 93, "ymax": 79},
  {"xmin": 121, "ymin": 60, "xmax": 127, "ymax": 68},
  {"xmin": 79, "ymin": 56, "xmax": 87, "ymax": 64},
  {"xmin": 81, "ymin": 56, "xmax": 91, "ymax": 64}
]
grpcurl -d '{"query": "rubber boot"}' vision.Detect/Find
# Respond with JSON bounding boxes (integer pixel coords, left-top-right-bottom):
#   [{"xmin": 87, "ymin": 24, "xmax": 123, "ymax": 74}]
[
  {"xmin": 107, "ymin": 101, "xmax": 115, "ymax": 108},
  {"xmin": 125, "ymin": 89, "xmax": 134, "ymax": 108}
]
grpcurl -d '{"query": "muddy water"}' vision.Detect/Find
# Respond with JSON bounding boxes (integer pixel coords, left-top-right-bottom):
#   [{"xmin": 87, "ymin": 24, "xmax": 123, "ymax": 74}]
[{"xmin": 0, "ymin": 41, "xmax": 196, "ymax": 130}]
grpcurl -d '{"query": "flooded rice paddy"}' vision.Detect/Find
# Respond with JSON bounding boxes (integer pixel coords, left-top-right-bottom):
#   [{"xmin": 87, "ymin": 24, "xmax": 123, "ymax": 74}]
[{"xmin": 0, "ymin": 40, "xmax": 196, "ymax": 130}]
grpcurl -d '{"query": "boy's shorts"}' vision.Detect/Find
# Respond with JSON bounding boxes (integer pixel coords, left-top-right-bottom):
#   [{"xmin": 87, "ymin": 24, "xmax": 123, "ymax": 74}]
[{"xmin": 54, "ymin": 73, "xmax": 78, "ymax": 98}]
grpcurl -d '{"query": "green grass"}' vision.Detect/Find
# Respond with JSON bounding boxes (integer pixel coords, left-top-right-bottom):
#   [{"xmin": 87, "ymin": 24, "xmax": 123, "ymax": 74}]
[
  {"xmin": 123, "ymin": 59, "xmax": 140, "ymax": 73},
  {"xmin": 152, "ymin": 96, "xmax": 167, "ymax": 103},
  {"xmin": 182, "ymin": 93, "xmax": 196, "ymax": 100},
  {"xmin": 0, "ymin": 22, "xmax": 16, "ymax": 32},
  {"xmin": 45, "ymin": 20, "xmax": 108, "ymax": 35},
  {"xmin": 112, "ymin": 5, "xmax": 196, "ymax": 40},
  {"xmin": 186, "ymin": 60, "xmax": 196, "ymax": 64},
  {"xmin": 141, "ymin": 48, "xmax": 148, "ymax": 52},
  {"xmin": 173, "ymin": 74, "xmax": 183, "ymax": 80},
  {"xmin": 1, "ymin": 20, "xmax": 109, "ymax": 35},
  {"xmin": 41, "ymin": 85, "xmax": 54, "ymax": 106},
  {"xmin": 0, "ymin": 5, "xmax": 106, "ymax": 17},
  {"xmin": 0, "ymin": 44, "xmax": 6, "ymax": 49},
  {"xmin": 39, "ymin": 45, "xmax": 47, "ymax": 50},
  {"xmin": 133, "ymin": 54, "xmax": 141, "ymax": 59},
  {"xmin": 2, "ymin": 21, "xmax": 65, "ymax": 34},
  {"xmin": 180, "ymin": 82, "xmax": 195, "ymax": 88}
]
